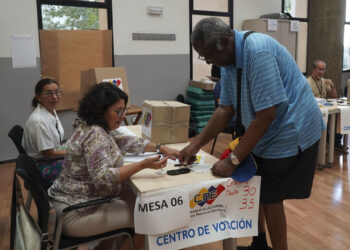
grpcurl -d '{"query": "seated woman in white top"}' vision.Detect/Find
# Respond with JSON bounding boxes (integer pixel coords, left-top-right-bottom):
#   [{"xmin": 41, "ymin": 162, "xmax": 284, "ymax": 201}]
[{"xmin": 23, "ymin": 78, "xmax": 66, "ymax": 185}]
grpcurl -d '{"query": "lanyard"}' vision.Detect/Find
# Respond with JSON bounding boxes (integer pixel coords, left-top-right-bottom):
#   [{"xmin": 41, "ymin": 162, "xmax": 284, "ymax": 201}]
[{"xmin": 313, "ymin": 78, "xmax": 323, "ymax": 97}]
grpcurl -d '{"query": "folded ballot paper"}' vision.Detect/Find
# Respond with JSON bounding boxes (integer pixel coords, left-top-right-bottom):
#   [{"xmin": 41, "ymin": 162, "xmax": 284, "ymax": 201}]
[{"xmin": 230, "ymin": 153, "xmax": 257, "ymax": 183}]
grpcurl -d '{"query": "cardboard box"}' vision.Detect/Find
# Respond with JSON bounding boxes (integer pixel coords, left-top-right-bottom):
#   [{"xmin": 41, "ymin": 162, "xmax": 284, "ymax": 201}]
[
  {"xmin": 40, "ymin": 30, "xmax": 113, "ymax": 110},
  {"xmin": 141, "ymin": 101, "xmax": 190, "ymax": 143},
  {"xmin": 81, "ymin": 67, "xmax": 130, "ymax": 107},
  {"xmin": 189, "ymin": 80, "xmax": 215, "ymax": 90}
]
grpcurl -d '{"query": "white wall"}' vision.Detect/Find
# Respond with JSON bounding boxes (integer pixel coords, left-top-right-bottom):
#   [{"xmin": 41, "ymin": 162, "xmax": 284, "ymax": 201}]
[
  {"xmin": 113, "ymin": 0, "xmax": 189, "ymax": 55},
  {"xmin": 0, "ymin": 0, "xmax": 40, "ymax": 57},
  {"xmin": 0, "ymin": 0, "xmax": 282, "ymax": 161},
  {"xmin": 234, "ymin": 0, "xmax": 281, "ymax": 30}
]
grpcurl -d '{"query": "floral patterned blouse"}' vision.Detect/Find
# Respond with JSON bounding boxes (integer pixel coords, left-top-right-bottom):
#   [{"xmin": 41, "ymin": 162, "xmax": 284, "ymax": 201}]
[{"xmin": 48, "ymin": 119, "xmax": 149, "ymax": 206}]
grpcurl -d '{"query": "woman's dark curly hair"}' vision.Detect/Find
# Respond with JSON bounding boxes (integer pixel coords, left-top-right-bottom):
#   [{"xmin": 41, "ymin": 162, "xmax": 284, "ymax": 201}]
[
  {"xmin": 32, "ymin": 78, "xmax": 59, "ymax": 107},
  {"xmin": 78, "ymin": 82, "xmax": 128, "ymax": 131}
]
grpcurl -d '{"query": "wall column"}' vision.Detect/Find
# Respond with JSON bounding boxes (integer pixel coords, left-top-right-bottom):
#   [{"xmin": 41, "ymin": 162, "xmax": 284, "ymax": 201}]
[{"xmin": 308, "ymin": 0, "xmax": 346, "ymax": 95}]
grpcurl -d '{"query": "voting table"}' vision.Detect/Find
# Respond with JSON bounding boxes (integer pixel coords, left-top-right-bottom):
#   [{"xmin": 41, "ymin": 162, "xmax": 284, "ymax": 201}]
[{"xmin": 124, "ymin": 125, "xmax": 260, "ymax": 250}]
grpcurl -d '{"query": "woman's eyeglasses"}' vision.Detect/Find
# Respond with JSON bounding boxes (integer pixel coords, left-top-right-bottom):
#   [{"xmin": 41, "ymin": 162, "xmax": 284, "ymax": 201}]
[
  {"xmin": 41, "ymin": 90, "xmax": 62, "ymax": 97},
  {"xmin": 113, "ymin": 107, "xmax": 129, "ymax": 117}
]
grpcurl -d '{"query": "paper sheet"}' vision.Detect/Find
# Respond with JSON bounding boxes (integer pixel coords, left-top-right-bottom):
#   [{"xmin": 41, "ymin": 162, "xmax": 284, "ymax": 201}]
[
  {"xmin": 11, "ymin": 34, "xmax": 36, "ymax": 68},
  {"xmin": 124, "ymin": 152, "xmax": 159, "ymax": 162},
  {"xmin": 117, "ymin": 126, "xmax": 136, "ymax": 136}
]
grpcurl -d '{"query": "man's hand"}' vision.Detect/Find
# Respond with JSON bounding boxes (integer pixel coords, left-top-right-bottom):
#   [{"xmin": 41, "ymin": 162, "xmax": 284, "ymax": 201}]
[
  {"xmin": 324, "ymin": 79, "xmax": 334, "ymax": 88},
  {"xmin": 211, "ymin": 157, "xmax": 238, "ymax": 177},
  {"xmin": 179, "ymin": 143, "xmax": 199, "ymax": 165}
]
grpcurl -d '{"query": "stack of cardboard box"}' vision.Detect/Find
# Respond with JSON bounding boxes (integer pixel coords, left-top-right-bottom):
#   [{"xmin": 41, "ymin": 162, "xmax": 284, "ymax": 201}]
[{"xmin": 187, "ymin": 82, "xmax": 215, "ymax": 133}]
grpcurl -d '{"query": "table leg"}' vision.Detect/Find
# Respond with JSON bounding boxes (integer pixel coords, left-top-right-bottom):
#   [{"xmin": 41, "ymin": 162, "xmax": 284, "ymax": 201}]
[
  {"xmin": 343, "ymin": 134, "xmax": 348, "ymax": 153},
  {"xmin": 145, "ymin": 236, "xmax": 150, "ymax": 250},
  {"xmin": 223, "ymin": 238, "xmax": 237, "ymax": 250},
  {"xmin": 317, "ymin": 130, "xmax": 326, "ymax": 170},
  {"xmin": 124, "ymin": 118, "xmax": 130, "ymax": 126},
  {"xmin": 328, "ymin": 114, "xmax": 336, "ymax": 167},
  {"xmin": 133, "ymin": 113, "xmax": 142, "ymax": 125}
]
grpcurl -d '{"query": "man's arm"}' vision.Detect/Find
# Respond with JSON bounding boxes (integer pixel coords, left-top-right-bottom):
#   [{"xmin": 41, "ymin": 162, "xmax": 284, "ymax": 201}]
[
  {"xmin": 325, "ymin": 79, "xmax": 337, "ymax": 98},
  {"xmin": 179, "ymin": 105, "xmax": 235, "ymax": 164},
  {"xmin": 211, "ymin": 106, "xmax": 275, "ymax": 177},
  {"xmin": 233, "ymin": 106, "xmax": 275, "ymax": 161}
]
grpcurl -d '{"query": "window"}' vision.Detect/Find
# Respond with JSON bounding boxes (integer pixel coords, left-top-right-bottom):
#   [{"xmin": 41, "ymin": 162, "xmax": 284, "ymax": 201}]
[
  {"xmin": 190, "ymin": 0, "xmax": 233, "ymax": 80},
  {"xmin": 282, "ymin": 0, "xmax": 309, "ymax": 73},
  {"xmin": 283, "ymin": 0, "xmax": 308, "ymax": 19},
  {"xmin": 37, "ymin": 0, "xmax": 112, "ymax": 30},
  {"xmin": 344, "ymin": 0, "xmax": 350, "ymax": 71},
  {"xmin": 36, "ymin": 0, "xmax": 113, "ymax": 110}
]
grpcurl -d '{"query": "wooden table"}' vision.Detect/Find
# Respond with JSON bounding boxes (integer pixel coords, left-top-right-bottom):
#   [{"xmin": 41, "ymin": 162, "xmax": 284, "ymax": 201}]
[
  {"xmin": 126, "ymin": 125, "xmax": 237, "ymax": 250},
  {"xmin": 124, "ymin": 105, "xmax": 143, "ymax": 125}
]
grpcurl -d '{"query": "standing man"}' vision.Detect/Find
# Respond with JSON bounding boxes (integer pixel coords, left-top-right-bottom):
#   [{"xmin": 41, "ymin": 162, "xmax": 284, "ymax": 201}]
[
  {"xmin": 180, "ymin": 17, "xmax": 325, "ymax": 250},
  {"xmin": 307, "ymin": 59, "xmax": 337, "ymax": 99}
]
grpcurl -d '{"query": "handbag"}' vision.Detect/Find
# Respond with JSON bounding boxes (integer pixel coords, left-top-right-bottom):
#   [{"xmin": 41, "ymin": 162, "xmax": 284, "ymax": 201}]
[
  {"xmin": 13, "ymin": 176, "xmax": 41, "ymax": 250},
  {"xmin": 15, "ymin": 204, "xmax": 41, "ymax": 250},
  {"xmin": 11, "ymin": 174, "xmax": 56, "ymax": 250}
]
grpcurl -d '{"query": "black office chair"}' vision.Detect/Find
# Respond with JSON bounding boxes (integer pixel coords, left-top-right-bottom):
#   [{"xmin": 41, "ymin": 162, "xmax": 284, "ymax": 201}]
[
  {"xmin": 10, "ymin": 153, "xmax": 135, "ymax": 250},
  {"xmin": 8, "ymin": 125, "xmax": 26, "ymax": 155},
  {"xmin": 8, "ymin": 124, "xmax": 64, "ymax": 162}
]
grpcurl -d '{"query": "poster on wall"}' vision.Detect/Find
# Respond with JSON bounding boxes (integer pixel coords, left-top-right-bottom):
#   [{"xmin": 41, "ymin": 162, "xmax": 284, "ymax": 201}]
[
  {"xmin": 102, "ymin": 78, "xmax": 124, "ymax": 91},
  {"xmin": 10, "ymin": 34, "xmax": 36, "ymax": 68}
]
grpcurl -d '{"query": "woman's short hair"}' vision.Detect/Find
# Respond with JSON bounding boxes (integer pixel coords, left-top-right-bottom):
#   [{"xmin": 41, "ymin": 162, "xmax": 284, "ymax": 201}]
[
  {"xmin": 32, "ymin": 78, "xmax": 59, "ymax": 107},
  {"xmin": 78, "ymin": 82, "xmax": 128, "ymax": 131}
]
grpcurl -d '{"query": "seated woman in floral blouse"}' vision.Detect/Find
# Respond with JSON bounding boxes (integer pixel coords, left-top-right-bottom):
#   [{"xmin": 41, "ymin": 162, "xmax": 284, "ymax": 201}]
[{"xmin": 48, "ymin": 82, "xmax": 179, "ymax": 250}]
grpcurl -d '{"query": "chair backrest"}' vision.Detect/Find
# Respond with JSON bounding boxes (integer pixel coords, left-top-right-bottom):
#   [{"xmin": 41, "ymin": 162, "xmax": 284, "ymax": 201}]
[{"xmin": 8, "ymin": 125, "xmax": 26, "ymax": 154}]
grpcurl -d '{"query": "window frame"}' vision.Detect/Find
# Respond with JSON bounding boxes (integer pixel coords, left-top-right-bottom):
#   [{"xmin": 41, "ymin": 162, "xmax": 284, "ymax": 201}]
[
  {"xmin": 282, "ymin": 0, "xmax": 310, "ymax": 74},
  {"xmin": 36, "ymin": 0, "xmax": 114, "ymax": 64},
  {"xmin": 343, "ymin": 0, "xmax": 350, "ymax": 72},
  {"xmin": 189, "ymin": 0, "xmax": 233, "ymax": 79},
  {"xmin": 37, "ymin": 0, "xmax": 113, "ymax": 30}
]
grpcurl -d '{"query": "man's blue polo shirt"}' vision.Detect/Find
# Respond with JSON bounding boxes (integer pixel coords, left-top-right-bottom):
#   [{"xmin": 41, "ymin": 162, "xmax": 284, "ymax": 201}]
[{"xmin": 220, "ymin": 30, "xmax": 325, "ymax": 158}]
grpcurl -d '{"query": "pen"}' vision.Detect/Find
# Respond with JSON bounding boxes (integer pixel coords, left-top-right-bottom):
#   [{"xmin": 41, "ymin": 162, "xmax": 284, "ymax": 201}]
[{"xmin": 174, "ymin": 162, "xmax": 199, "ymax": 166}]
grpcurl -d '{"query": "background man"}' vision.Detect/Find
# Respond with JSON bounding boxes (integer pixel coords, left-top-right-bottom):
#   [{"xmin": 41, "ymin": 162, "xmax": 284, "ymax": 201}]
[
  {"xmin": 180, "ymin": 17, "xmax": 325, "ymax": 250},
  {"xmin": 308, "ymin": 59, "xmax": 344, "ymax": 151},
  {"xmin": 307, "ymin": 59, "xmax": 337, "ymax": 99}
]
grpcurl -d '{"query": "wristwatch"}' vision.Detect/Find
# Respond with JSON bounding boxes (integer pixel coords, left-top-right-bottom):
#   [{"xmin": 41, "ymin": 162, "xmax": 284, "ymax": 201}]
[
  {"xmin": 230, "ymin": 152, "xmax": 240, "ymax": 165},
  {"xmin": 156, "ymin": 143, "xmax": 162, "ymax": 153}
]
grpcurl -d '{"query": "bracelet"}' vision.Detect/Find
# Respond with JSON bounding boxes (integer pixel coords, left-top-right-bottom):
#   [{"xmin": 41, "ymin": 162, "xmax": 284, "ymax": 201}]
[{"xmin": 156, "ymin": 143, "xmax": 162, "ymax": 153}]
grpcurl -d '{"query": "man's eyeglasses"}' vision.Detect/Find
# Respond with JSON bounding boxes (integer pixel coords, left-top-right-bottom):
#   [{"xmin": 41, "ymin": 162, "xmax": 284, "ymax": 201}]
[
  {"xmin": 41, "ymin": 90, "xmax": 62, "ymax": 97},
  {"xmin": 113, "ymin": 107, "xmax": 129, "ymax": 117},
  {"xmin": 198, "ymin": 40, "xmax": 220, "ymax": 62}
]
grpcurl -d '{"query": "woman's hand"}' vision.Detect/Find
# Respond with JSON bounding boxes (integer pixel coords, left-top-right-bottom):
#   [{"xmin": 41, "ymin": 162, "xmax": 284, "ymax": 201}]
[
  {"xmin": 142, "ymin": 155, "xmax": 169, "ymax": 170},
  {"xmin": 160, "ymin": 146, "xmax": 179, "ymax": 160}
]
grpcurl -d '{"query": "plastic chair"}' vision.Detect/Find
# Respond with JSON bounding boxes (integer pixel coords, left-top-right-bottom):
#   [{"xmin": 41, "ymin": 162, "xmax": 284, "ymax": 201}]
[{"xmin": 10, "ymin": 153, "xmax": 135, "ymax": 250}]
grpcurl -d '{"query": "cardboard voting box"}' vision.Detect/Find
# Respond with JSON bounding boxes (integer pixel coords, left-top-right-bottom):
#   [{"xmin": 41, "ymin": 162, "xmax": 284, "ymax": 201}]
[
  {"xmin": 189, "ymin": 80, "xmax": 215, "ymax": 91},
  {"xmin": 81, "ymin": 67, "xmax": 130, "ymax": 107},
  {"xmin": 141, "ymin": 101, "xmax": 190, "ymax": 143}
]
